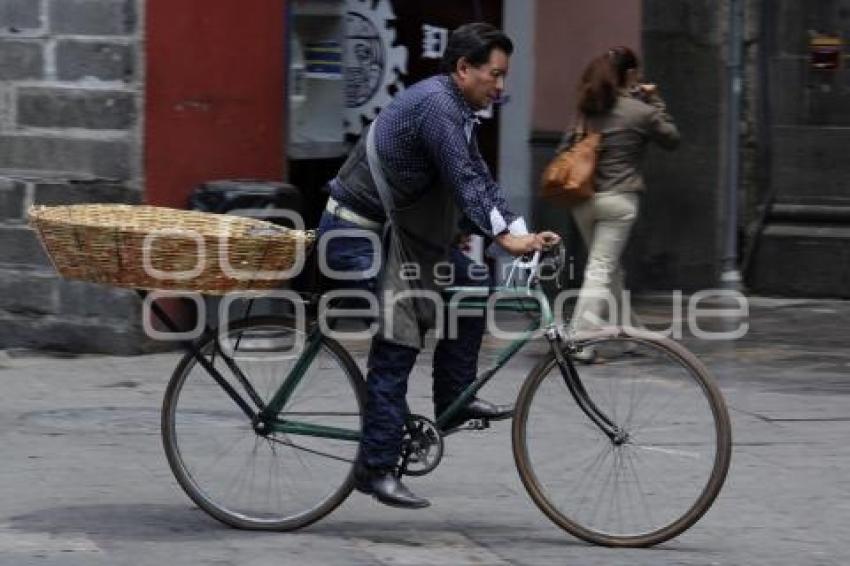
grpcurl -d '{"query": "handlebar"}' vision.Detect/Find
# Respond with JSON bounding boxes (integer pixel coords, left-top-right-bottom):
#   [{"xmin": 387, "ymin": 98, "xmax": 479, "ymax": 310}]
[{"xmin": 504, "ymin": 240, "xmax": 566, "ymax": 290}]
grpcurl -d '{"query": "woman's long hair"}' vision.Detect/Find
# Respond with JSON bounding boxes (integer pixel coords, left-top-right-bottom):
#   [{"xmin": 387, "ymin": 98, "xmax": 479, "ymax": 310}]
[{"xmin": 577, "ymin": 46, "xmax": 639, "ymax": 116}]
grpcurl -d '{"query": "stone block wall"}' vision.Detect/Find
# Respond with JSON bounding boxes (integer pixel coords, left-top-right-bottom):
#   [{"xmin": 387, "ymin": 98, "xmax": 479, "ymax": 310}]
[
  {"xmin": 0, "ymin": 0, "xmax": 151, "ymax": 353},
  {"xmin": 632, "ymin": 0, "xmax": 725, "ymax": 292},
  {"xmin": 747, "ymin": 0, "xmax": 850, "ymax": 297}
]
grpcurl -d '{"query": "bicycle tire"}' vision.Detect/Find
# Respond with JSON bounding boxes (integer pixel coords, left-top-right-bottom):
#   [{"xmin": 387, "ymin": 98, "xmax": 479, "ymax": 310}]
[
  {"xmin": 162, "ymin": 316, "xmax": 365, "ymax": 531},
  {"xmin": 512, "ymin": 328, "xmax": 731, "ymax": 547}
]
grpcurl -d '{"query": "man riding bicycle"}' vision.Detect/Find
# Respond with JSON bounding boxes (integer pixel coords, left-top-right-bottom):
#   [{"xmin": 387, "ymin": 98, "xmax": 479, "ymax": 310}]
[{"xmin": 317, "ymin": 22, "xmax": 560, "ymax": 508}]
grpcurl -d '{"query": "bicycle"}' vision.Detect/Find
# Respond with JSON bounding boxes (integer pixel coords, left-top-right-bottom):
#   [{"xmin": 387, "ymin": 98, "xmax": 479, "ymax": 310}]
[{"xmin": 148, "ymin": 242, "xmax": 732, "ymax": 548}]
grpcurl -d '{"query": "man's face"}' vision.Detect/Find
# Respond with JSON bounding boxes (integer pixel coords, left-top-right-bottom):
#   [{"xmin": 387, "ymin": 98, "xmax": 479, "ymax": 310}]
[{"xmin": 455, "ymin": 48, "xmax": 509, "ymax": 111}]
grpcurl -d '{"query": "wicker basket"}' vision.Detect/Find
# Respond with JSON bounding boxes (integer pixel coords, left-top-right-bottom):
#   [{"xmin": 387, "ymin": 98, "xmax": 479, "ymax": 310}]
[{"xmin": 28, "ymin": 204, "xmax": 315, "ymax": 294}]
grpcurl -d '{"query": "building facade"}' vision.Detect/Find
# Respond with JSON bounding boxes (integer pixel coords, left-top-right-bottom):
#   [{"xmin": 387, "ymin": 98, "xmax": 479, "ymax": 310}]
[
  {"xmin": 746, "ymin": 0, "xmax": 850, "ymax": 297},
  {"xmin": 0, "ymin": 0, "xmax": 845, "ymax": 353}
]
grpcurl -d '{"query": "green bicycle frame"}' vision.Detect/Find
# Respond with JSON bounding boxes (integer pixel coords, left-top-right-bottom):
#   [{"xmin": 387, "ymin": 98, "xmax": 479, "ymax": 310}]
[{"xmin": 262, "ymin": 285, "xmax": 555, "ymax": 441}]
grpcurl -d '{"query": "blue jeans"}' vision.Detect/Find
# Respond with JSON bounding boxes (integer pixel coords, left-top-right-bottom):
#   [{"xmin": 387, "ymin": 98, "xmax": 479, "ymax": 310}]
[
  {"xmin": 317, "ymin": 211, "xmax": 379, "ymax": 295},
  {"xmin": 318, "ymin": 211, "xmax": 490, "ymax": 469}
]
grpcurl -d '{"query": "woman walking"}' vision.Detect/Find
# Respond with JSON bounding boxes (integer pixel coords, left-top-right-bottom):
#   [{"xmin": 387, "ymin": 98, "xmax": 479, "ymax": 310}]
[{"xmin": 564, "ymin": 46, "xmax": 679, "ymax": 361}]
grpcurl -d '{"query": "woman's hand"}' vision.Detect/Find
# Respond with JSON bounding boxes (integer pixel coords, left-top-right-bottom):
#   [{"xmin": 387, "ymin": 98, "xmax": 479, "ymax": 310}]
[{"xmin": 638, "ymin": 83, "xmax": 657, "ymax": 96}]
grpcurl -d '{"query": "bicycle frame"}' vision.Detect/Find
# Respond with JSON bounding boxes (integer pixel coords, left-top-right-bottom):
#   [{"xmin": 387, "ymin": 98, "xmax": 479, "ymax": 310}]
[
  {"xmin": 144, "ymin": 248, "xmax": 623, "ymax": 445},
  {"xmin": 269, "ymin": 285, "xmax": 550, "ymax": 441},
  {"xmin": 244, "ymin": 285, "xmax": 550, "ymax": 440}
]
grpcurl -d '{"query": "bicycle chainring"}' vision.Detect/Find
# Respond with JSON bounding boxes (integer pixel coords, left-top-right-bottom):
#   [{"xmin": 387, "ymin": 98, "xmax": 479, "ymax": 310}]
[{"xmin": 399, "ymin": 414, "xmax": 444, "ymax": 477}]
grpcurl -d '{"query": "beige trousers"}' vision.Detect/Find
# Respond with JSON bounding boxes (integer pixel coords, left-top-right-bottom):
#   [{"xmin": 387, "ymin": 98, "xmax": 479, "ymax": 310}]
[{"xmin": 569, "ymin": 191, "xmax": 640, "ymax": 332}]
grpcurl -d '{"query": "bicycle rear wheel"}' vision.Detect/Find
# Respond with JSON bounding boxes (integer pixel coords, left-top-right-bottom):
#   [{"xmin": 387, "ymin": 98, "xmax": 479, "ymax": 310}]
[
  {"xmin": 162, "ymin": 316, "xmax": 365, "ymax": 530},
  {"xmin": 513, "ymin": 329, "xmax": 731, "ymax": 547}
]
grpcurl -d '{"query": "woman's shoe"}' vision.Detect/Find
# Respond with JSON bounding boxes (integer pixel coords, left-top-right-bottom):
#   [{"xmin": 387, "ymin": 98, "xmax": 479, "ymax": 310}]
[{"xmin": 572, "ymin": 346, "xmax": 598, "ymax": 364}]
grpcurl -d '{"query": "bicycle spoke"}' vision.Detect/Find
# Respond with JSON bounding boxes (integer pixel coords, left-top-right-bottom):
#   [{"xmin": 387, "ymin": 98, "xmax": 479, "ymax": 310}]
[
  {"xmin": 628, "ymin": 375, "xmax": 701, "ymax": 436},
  {"xmin": 622, "ymin": 447, "xmax": 657, "ymax": 532},
  {"xmin": 182, "ymin": 420, "xmax": 254, "ymax": 475},
  {"xmin": 585, "ymin": 445, "xmax": 618, "ymax": 530},
  {"xmin": 559, "ymin": 442, "xmax": 612, "ymax": 518}
]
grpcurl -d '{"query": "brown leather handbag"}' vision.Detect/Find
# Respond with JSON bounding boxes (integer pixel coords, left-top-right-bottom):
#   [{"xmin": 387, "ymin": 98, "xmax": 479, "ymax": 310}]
[{"xmin": 539, "ymin": 117, "xmax": 600, "ymax": 206}]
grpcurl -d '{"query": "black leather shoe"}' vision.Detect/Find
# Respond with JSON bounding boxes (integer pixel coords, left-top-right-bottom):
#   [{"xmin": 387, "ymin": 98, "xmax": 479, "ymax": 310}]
[
  {"xmin": 355, "ymin": 465, "xmax": 430, "ymax": 509},
  {"xmin": 440, "ymin": 397, "xmax": 514, "ymax": 431}
]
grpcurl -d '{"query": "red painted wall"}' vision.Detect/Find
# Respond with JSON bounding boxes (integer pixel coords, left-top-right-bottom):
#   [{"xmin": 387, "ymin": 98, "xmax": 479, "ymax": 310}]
[
  {"xmin": 145, "ymin": 0, "xmax": 287, "ymax": 208},
  {"xmin": 533, "ymin": 0, "xmax": 641, "ymax": 131}
]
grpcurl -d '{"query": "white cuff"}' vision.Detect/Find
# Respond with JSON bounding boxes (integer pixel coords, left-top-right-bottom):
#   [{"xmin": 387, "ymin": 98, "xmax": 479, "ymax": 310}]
[
  {"xmin": 489, "ymin": 207, "xmax": 507, "ymax": 235},
  {"xmin": 508, "ymin": 216, "xmax": 529, "ymax": 236}
]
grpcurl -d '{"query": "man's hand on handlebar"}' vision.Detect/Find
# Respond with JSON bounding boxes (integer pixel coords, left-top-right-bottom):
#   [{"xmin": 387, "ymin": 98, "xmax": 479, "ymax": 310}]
[
  {"xmin": 495, "ymin": 231, "xmax": 561, "ymax": 256},
  {"xmin": 537, "ymin": 231, "xmax": 561, "ymax": 250}
]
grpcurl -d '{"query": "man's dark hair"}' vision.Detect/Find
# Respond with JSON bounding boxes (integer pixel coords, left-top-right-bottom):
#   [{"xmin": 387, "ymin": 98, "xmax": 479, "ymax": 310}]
[{"xmin": 440, "ymin": 22, "xmax": 514, "ymax": 73}]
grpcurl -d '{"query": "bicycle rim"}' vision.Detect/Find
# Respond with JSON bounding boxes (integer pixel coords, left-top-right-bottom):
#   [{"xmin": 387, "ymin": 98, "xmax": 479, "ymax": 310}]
[
  {"xmin": 162, "ymin": 316, "xmax": 365, "ymax": 530},
  {"xmin": 513, "ymin": 331, "xmax": 731, "ymax": 547}
]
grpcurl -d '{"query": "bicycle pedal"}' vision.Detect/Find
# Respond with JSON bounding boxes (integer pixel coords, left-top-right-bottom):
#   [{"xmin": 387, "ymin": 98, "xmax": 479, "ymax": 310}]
[{"xmin": 440, "ymin": 418, "xmax": 488, "ymax": 436}]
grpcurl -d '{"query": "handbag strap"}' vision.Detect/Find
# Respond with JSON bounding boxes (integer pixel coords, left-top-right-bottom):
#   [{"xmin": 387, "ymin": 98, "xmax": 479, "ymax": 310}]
[{"xmin": 576, "ymin": 114, "xmax": 595, "ymax": 138}]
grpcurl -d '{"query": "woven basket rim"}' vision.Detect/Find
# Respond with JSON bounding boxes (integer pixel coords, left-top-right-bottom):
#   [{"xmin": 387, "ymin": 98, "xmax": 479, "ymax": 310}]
[
  {"xmin": 28, "ymin": 203, "xmax": 315, "ymax": 293},
  {"xmin": 28, "ymin": 204, "xmax": 313, "ymax": 242}
]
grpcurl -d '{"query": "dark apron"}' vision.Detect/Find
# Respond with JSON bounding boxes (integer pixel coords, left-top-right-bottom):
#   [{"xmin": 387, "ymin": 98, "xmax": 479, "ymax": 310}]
[{"xmin": 365, "ymin": 121, "xmax": 459, "ymax": 349}]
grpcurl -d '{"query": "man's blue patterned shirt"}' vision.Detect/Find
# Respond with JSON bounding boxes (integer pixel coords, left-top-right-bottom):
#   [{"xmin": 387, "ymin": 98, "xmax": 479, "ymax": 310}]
[{"xmin": 329, "ymin": 74, "xmax": 524, "ymax": 237}]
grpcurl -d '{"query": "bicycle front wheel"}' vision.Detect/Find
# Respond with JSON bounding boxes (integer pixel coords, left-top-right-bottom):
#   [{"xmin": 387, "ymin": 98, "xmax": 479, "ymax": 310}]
[
  {"xmin": 162, "ymin": 316, "xmax": 365, "ymax": 530},
  {"xmin": 513, "ymin": 329, "xmax": 731, "ymax": 547}
]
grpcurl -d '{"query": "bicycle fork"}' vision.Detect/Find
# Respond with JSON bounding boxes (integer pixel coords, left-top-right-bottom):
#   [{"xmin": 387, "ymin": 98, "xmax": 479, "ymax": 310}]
[{"xmin": 544, "ymin": 328, "xmax": 628, "ymax": 445}]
